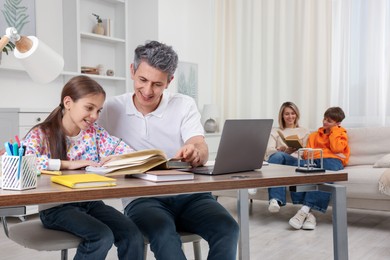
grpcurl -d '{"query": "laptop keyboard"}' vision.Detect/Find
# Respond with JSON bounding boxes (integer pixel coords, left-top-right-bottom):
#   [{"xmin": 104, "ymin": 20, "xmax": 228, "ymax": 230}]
[{"xmin": 191, "ymin": 165, "xmax": 214, "ymax": 174}]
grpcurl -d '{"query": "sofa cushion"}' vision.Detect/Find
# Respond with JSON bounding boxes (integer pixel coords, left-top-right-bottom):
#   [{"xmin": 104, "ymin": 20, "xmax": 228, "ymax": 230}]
[
  {"xmin": 373, "ymin": 153, "xmax": 390, "ymax": 168},
  {"xmin": 342, "ymin": 165, "xmax": 389, "ymax": 199},
  {"xmin": 347, "ymin": 127, "xmax": 390, "ymax": 166}
]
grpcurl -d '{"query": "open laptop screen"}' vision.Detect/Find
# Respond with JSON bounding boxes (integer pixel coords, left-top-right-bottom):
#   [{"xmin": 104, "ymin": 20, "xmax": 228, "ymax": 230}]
[{"xmin": 192, "ymin": 119, "xmax": 273, "ymax": 175}]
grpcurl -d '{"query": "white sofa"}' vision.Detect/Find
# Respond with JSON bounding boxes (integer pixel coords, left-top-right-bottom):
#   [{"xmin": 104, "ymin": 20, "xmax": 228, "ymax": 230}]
[{"xmin": 213, "ymin": 126, "xmax": 390, "ymax": 211}]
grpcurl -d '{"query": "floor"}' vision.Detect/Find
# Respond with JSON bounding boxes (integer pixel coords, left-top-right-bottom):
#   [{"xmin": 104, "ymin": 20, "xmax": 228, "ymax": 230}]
[{"xmin": 1, "ymin": 197, "xmax": 389, "ymax": 260}]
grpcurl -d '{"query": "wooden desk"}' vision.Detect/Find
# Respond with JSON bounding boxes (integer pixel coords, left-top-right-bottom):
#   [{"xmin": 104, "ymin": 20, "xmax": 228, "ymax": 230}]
[{"xmin": 0, "ymin": 164, "xmax": 348, "ymax": 260}]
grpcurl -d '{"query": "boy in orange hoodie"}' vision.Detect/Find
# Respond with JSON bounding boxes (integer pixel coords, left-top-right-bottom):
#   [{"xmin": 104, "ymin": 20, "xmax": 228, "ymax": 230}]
[{"xmin": 289, "ymin": 107, "xmax": 350, "ymax": 230}]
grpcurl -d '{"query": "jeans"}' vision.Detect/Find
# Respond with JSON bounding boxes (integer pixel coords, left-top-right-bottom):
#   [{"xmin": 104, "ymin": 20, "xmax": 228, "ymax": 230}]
[
  {"xmin": 268, "ymin": 151, "xmax": 299, "ymax": 166},
  {"xmin": 267, "ymin": 153, "xmax": 343, "ymax": 213},
  {"xmin": 267, "ymin": 152, "xmax": 300, "ymax": 206},
  {"xmin": 40, "ymin": 201, "xmax": 144, "ymax": 260},
  {"xmin": 124, "ymin": 193, "xmax": 239, "ymax": 260},
  {"xmin": 290, "ymin": 158, "xmax": 344, "ymax": 213}
]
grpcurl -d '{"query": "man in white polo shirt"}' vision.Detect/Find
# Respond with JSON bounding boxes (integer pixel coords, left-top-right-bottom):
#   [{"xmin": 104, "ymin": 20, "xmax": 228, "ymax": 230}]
[{"xmin": 98, "ymin": 41, "xmax": 239, "ymax": 260}]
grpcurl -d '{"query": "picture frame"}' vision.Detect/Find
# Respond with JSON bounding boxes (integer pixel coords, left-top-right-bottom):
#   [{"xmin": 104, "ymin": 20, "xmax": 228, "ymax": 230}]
[
  {"xmin": 0, "ymin": 0, "xmax": 36, "ymax": 36},
  {"xmin": 175, "ymin": 61, "xmax": 198, "ymax": 104}
]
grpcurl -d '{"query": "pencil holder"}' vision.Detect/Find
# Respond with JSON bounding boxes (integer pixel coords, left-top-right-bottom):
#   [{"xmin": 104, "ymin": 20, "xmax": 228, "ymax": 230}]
[{"xmin": 1, "ymin": 155, "xmax": 37, "ymax": 190}]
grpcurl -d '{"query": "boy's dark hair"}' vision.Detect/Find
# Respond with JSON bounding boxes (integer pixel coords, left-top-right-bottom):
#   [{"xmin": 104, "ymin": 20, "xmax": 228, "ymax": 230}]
[{"xmin": 324, "ymin": 107, "xmax": 345, "ymax": 123}]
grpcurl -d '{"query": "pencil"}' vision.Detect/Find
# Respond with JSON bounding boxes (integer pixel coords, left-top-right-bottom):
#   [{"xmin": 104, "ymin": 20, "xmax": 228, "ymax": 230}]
[
  {"xmin": 108, "ymin": 138, "xmax": 122, "ymax": 156},
  {"xmin": 40, "ymin": 170, "xmax": 62, "ymax": 175}
]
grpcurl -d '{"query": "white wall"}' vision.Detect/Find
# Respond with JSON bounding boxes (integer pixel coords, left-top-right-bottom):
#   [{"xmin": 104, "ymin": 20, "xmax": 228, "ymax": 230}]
[
  {"xmin": 0, "ymin": 0, "xmax": 214, "ymax": 112},
  {"xmin": 0, "ymin": 0, "xmax": 64, "ymax": 111},
  {"xmin": 158, "ymin": 0, "xmax": 215, "ymax": 110}
]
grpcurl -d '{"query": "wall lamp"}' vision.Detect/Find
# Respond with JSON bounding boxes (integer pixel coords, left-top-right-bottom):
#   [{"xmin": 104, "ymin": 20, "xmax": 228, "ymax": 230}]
[{"xmin": 0, "ymin": 27, "xmax": 64, "ymax": 84}]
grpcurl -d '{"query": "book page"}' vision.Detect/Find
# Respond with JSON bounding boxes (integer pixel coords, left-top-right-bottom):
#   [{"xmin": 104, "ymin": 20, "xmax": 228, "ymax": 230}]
[
  {"xmin": 146, "ymin": 170, "xmax": 193, "ymax": 176},
  {"xmin": 285, "ymin": 134, "xmax": 299, "ymax": 140},
  {"xmin": 132, "ymin": 170, "xmax": 194, "ymax": 182},
  {"xmin": 85, "ymin": 149, "xmax": 191, "ymax": 175},
  {"xmin": 277, "ymin": 130, "xmax": 303, "ymax": 149},
  {"xmin": 104, "ymin": 157, "xmax": 167, "ymax": 176},
  {"xmin": 104, "ymin": 149, "xmax": 167, "ymax": 167}
]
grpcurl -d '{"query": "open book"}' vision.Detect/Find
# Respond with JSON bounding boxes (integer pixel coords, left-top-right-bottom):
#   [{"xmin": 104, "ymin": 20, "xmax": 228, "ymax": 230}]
[
  {"xmin": 131, "ymin": 170, "xmax": 194, "ymax": 182},
  {"xmin": 86, "ymin": 149, "xmax": 191, "ymax": 176},
  {"xmin": 277, "ymin": 130, "xmax": 303, "ymax": 149}
]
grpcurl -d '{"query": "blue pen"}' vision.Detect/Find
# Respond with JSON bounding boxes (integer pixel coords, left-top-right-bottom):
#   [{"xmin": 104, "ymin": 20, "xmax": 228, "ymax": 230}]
[
  {"xmin": 17, "ymin": 146, "xmax": 24, "ymax": 180},
  {"xmin": 12, "ymin": 142, "xmax": 19, "ymax": 156},
  {"xmin": 8, "ymin": 142, "xmax": 13, "ymax": 155},
  {"xmin": 4, "ymin": 142, "xmax": 13, "ymax": 155}
]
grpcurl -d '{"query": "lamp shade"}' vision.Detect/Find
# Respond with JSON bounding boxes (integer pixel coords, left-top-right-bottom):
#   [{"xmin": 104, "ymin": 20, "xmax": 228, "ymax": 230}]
[{"xmin": 14, "ymin": 36, "xmax": 64, "ymax": 84}]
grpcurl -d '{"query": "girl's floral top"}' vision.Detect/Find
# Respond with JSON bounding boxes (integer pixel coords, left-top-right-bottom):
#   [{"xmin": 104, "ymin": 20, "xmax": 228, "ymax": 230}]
[{"xmin": 23, "ymin": 123, "xmax": 134, "ymax": 170}]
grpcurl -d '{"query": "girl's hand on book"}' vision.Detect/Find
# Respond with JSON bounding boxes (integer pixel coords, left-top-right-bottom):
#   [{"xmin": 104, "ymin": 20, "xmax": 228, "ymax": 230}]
[
  {"xmin": 99, "ymin": 155, "xmax": 117, "ymax": 166},
  {"xmin": 61, "ymin": 160, "xmax": 100, "ymax": 170}
]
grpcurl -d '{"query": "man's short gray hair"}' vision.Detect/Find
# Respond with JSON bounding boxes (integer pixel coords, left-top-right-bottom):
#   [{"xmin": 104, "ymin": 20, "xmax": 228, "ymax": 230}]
[{"xmin": 133, "ymin": 41, "xmax": 179, "ymax": 80}]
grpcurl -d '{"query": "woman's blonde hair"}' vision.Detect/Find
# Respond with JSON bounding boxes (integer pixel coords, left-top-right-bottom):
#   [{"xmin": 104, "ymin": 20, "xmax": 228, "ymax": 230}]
[{"xmin": 278, "ymin": 101, "xmax": 300, "ymax": 129}]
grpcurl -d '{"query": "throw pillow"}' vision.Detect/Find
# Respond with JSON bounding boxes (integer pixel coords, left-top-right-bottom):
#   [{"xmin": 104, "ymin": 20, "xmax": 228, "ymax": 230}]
[{"xmin": 373, "ymin": 153, "xmax": 390, "ymax": 168}]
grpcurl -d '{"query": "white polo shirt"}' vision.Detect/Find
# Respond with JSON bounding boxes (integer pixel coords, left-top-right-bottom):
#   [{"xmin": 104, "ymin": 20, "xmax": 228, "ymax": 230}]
[
  {"xmin": 99, "ymin": 91, "xmax": 205, "ymax": 208},
  {"xmin": 98, "ymin": 91, "xmax": 205, "ymax": 158}
]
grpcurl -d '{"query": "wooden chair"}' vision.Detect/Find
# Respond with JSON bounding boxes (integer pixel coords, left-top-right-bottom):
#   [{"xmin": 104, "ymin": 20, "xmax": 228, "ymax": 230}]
[
  {"xmin": 144, "ymin": 231, "xmax": 202, "ymax": 260},
  {"xmin": 0, "ymin": 207, "xmax": 82, "ymax": 260}
]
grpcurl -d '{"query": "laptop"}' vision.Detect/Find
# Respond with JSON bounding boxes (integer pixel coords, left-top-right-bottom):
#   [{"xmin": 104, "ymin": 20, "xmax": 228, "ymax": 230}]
[{"xmin": 191, "ymin": 119, "xmax": 273, "ymax": 175}]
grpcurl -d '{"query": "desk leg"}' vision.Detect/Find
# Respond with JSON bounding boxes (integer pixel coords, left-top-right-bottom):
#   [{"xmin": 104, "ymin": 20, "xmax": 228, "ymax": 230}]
[
  {"xmin": 237, "ymin": 189, "xmax": 250, "ymax": 260},
  {"xmin": 318, "ymin": 183, "xmax": 349, "ymax": 260}
]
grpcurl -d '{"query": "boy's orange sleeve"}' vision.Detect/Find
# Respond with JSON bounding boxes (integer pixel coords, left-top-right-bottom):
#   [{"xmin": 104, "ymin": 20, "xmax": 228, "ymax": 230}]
[
  {"xmin": 329, "ymin": 126, "xmax": 348, "ymax": 153},
  {"xmin": 304, "ymin": 127, "xmax": 350, "ymax": 166}
]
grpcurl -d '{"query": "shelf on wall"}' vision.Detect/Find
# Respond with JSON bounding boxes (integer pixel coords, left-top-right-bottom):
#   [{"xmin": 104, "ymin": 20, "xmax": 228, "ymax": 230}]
[
  {"xmin": 103, "ymin": 0, "xmax": 125, "ymax": 4},
  {"xmin": 80, "ymin": 32, "xmax": 125, "ymax": 44},
  {"xmin": 62, "ymin": 71, "xmax": 125, "ymax": 81},
  {"xmin": 0, "ymin": 67, "xmax": 126, "ymax": 83},
  {"xmin": 62, "ymin": 0, "xmax": 129, "ymax": 91}
]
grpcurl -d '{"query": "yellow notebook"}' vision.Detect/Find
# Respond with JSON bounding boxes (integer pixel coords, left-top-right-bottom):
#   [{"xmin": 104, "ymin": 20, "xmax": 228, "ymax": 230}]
[{"xmin": 51, "ymin": 174, "xmax": 117, "ymax": 189}]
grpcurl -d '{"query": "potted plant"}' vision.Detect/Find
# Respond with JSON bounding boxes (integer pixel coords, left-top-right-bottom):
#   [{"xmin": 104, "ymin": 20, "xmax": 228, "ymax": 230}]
[
  {"xmin": 92, "ymin": 13, "xmax": 104, "ymax": 35},
  {"xmin": 0, "ymin": 37, "xmax": 15, "ymax": 64}
]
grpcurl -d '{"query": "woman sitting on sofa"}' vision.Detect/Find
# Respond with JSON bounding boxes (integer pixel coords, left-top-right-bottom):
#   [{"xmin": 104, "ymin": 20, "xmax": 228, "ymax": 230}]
[
  {"xmin": 265, "ymin": 102, "xmax": 310, "ymax": 213},
  {"xmin": 266, "ymin": 105, "xmax": 350, "ymax": 231}
]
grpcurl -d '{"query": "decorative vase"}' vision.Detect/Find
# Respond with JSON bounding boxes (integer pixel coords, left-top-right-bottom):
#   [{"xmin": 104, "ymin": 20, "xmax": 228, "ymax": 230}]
[
  {"xmin": 204, "ymin": 118, "xmax": 218, "ymax": 133},
  {"xmin": 106, "ymin": 69, "xmax": 114, "ymax": 76},
  {"xmin": 93, "ymin": 22, "xmax": 105, "ymax": 35}
]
